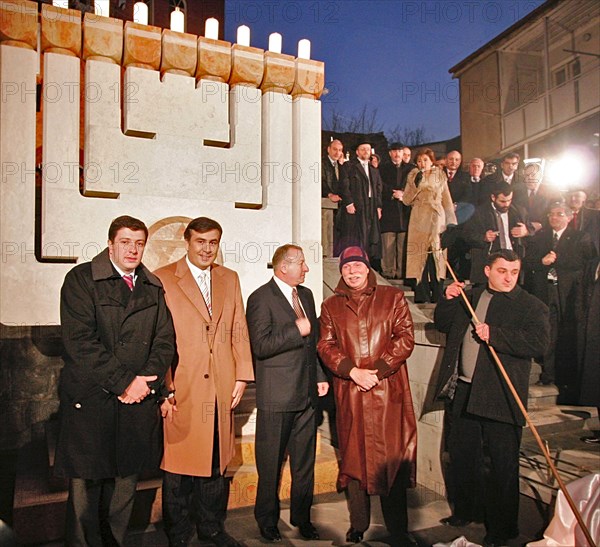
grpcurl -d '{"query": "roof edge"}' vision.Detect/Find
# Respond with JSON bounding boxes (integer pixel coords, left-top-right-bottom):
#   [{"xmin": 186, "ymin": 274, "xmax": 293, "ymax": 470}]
[{"xmin": 449, "ymin": 0, "xmax": 561, "ymax": 76}]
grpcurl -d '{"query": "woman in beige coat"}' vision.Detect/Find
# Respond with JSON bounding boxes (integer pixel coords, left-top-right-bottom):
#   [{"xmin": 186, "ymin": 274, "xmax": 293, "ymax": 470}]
[{"xmin": 403, "ymin": 148, "xmax": 457, "ymax": 303}]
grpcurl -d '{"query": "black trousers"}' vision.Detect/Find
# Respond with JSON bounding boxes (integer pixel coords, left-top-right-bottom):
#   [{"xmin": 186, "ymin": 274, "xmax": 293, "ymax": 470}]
[
  {"xmin": 65, "ymin": 474, "xmax": 138, "ymax": 547},
  {"xmin": 346, "ymin": 475, "xmax": 408, "ymax": 537},
  {"xmin": 254, "ymin": 404, "xmax": 317, "ymax": 528},
  {"xmin": 448, "ymin": 381, "xmax": 521, "ymax": 540},
  {"xmin": 162, "ymin": 407, "xmax": 229, "ymax": 545}
]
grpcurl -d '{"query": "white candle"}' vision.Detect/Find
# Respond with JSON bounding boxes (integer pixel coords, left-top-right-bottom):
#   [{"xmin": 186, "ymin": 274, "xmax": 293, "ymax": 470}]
[
  {"xmin": 298, "ymin": 39, "xmax": 311, "ymax": 60},
  {"xmin": 237, "ymin": 25, "xmax": 250, "ymax": 47},
  {"xmin": 205, "ymin": 18, "xmax": 219, "ymax": 40},
  {"xmin": 133, "ymin": 2, "xmax": 148, "ymax": 25},
  {"xmin": 52, "ymin": 0, "xmax": 69, "ymax": 8},
  {"xmin": 268, "ymin": 32, "xmax": 282, "ymax": 54},
  {"xmin": 170, "ymin": 7, "xmax": 184, "ymax": 33},
  {"xmin": 94, "ymin": 0, "xmax": 109, "ymax": 17}
]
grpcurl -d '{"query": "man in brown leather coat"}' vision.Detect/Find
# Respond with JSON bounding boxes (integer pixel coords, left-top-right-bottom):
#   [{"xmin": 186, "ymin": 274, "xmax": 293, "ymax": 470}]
[{"xmin": 318, "ymin": 246, "xmax": 417, "ymax": 546}]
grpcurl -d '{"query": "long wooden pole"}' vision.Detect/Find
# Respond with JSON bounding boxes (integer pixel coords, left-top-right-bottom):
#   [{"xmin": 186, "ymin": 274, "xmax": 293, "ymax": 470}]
[{"xmin": 444, "ymin": 260, "xmax": 596, "ymax": 547}]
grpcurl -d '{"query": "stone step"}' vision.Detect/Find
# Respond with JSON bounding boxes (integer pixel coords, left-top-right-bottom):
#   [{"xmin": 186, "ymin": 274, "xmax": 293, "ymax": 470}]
[
  {"xmin": 519, "ymin": 406, "xmax": 599, "ymax": 504},
  {"xmin": 13, "ymin": 435, "xmax": 339, "ymax": 545},
  {"xmin": 527, "ymin": 383, "xmax": 559, "ymax": 410},
  {"xmin": 230, "ymin": 432, "xmax": 325, "ymax": 467}
]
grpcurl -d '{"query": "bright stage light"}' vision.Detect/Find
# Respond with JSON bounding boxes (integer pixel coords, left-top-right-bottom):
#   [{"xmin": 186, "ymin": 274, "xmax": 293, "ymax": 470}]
[{"xmin": 545, "ymin": 150, "xmax": 591, "ymax": 192}]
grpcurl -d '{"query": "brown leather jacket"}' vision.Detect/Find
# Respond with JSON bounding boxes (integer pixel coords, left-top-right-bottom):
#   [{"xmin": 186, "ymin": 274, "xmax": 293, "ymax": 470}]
[{"xmin": 318, "ymin": 271, "xmax": 417, "ymax": 495}]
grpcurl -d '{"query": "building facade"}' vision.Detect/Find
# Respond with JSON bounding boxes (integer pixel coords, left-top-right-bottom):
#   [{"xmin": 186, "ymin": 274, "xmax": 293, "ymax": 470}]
[{"xmin": 450, "ymin": 0, "xmax": 599, "ymax": 191}]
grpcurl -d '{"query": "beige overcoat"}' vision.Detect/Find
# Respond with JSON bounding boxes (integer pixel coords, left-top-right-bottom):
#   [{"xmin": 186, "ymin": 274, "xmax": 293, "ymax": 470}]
[
  {"xmin": 403, "ymin": 167, "xmax": 457, "ymax": 280},
  {"xmin": 154, "ymin": 258, "xmax": 254, "ymax": 476}
]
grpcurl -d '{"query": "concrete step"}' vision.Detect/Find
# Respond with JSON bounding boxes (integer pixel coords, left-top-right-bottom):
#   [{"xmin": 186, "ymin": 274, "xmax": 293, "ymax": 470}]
[
  {"xmin": 519, "ymin": 407, "xmax": 599, "ymax": 504},
  {"xmin": 527, "ymin": 383, "xmax": 559, "ymax": 410},
  {"xmin": 13, "ymin": 435, "xmax": 339, "ymax": 545}
]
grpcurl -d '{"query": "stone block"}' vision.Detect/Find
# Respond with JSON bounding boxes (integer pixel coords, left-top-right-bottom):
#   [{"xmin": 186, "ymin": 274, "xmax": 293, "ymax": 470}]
[
  {"xmin": 261, "ymin": 51, "xmax": 294, "ymax": 94},
  {"xmin": 292, "ymin": 58, "xmax": 325, "ymax": 99},
  {"xmin": 40, "ymin": 4, "xmax": 81, "ymax": 57},
  {"xmin": 123, "ymin": 20, "xmax": 161, "ymax": 70},
  {"xmin": 230, "ymin": 44, "xmax": 264, "ymax": 88},
  {"xmin": 82, "ymin": 12, "xmax": 123, "ymax": 64},
  {"xmin": 196, "ymin": 36, "xmax": 231, "ymax": 83},
  {"xmin": 161, "ymin": 29, "xmax": 197, "ymax": 77},
  {"xmin": 0, "ymin": 0, "xmax": 37, "ymax": 50}
]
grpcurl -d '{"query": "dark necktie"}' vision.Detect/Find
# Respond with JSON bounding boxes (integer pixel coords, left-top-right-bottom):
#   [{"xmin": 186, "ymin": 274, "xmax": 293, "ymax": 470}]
[
  {"xmin": 496, "ymin": 211, "xmax": 508, "ymax": 249},
  {"xmin": 292, "ymin": 288, "xmax": 305, "ymax": 319},
  {"xmin": 548, "ymin": 232, "xmax": 559, "ymax": 281},
  {"xmin": 123, "ymin": 274, "xmax": 134, "ymax": 291}
]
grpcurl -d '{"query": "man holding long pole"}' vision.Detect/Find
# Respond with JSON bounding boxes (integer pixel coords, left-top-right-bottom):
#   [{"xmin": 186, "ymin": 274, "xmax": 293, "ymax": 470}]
[{"xmin": 434, "ymin": 250, "xmax": 550, "ymax": 547}]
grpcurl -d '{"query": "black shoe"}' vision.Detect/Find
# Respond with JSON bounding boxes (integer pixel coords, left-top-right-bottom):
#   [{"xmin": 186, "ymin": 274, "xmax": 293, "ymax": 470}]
[
  {"xmin": 440, "ymin": 515, "xmax": 472, "ymax": 527},
  {"xmin": 297, "ymin": 522, "xmax": 319, "ymax": 540},
  {"xmin": 198, "ymin": 530, "xmax": 242, "ymax": 547},
  {"xmin": 582, "ymin": 435, "xmax": 600, "ymax": 444},
  {"xmin": 395, "ymin": 532, "xmax": 419, "ymax": 546},
  {"xmin": 346, "ymin": 527, "xmax": 364, "ymax": 543},
  {"xmin": 482, "ymin": 534, "xmax": 509, "ymax": 547},
  {"xmin": 259, "ymin": 526, "xmax": 281, "ymax": 542}
]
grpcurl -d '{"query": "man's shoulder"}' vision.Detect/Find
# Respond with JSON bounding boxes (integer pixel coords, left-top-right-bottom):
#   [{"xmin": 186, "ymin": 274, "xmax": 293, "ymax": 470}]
[
  {"xmin": 512, "ymin": 286, "xmax": 547, "ymax": 311},
  {"xmin": 154, "ymin": 260, "xmax": 179, "ymax": 281},
  {"xmin": 212, "ymin": 263, "xmax": 240, "ymax": 283},
  {"xmin": 248, "ymin": 279, "xmax": 275, "ymax": 300},
  {"xmin": 64, "ymin": 260, "xmax": 93, "ymax": 284}
]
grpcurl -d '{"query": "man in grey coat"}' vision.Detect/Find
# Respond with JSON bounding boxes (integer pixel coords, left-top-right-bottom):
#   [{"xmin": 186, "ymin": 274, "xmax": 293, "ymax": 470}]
[{"xmin": 55, "ymin": 215, "xmax": 175, "ymax": 546}]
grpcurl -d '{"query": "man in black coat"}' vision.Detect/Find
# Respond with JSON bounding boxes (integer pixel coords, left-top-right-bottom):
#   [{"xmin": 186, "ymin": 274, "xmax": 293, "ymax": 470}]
[
  {"xmin": 55, "ymin": 215, "xmax": 175, "ymax": 546},
  {"xmin": 444, "ymin": 151, "xmax": 477, "ymax": 280},
  {"xmin": 463, "ymin": 182, "xmax": 533, "ymax": 285},
  {"xmin": 246, "ymin": 244, "xmax": 329, "ymax": 543},
  {"xmin": 322, "ymin": 139, "xmax": 347, "ymax": 256},
  {"xmin": 576, "ymin": 257, "xmax": 600, "ymax": 444},
  {"xmin": 524, "ymin": 203, "xmax": 597, "ymax": 398},
  {"xmin": 567, "ymin": 189, "xmax": 600, "ymax": 254},
  {"xmin": 338, "ymin": 142, "xmax": 383, "ymax": 267},
  {"xmin": 478, "ymin": 152, "xmax": 521, "ymax": 204},
  {"xmin": 379, "ymin": 142, "xmax": 412, "ymax": 279},
  {"xmin": 434, "ymin": 250, "xmax": 549, "ymax": 547},
  {"xmin": 512, "ymin": 163, "xmax": 558, "ymax": 233}
]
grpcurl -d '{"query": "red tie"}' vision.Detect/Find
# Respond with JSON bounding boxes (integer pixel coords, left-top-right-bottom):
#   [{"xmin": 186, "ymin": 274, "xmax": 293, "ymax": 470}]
[
  {"xmin": 123, "ymin": 274, "xmax": 134, "ymax": 291},
  {"xmin": 571, "ymin": 211, "xmax": 579, "ymax": 230},
  {"xmin": 292, "ymin": 288, "xmax": 305, "ymax": 319}
]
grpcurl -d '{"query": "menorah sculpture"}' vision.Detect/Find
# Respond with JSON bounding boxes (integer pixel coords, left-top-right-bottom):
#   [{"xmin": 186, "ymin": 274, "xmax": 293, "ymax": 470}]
[{"xmin": 0, "ymin": 0, "xmax": 325, "ymax": 327}]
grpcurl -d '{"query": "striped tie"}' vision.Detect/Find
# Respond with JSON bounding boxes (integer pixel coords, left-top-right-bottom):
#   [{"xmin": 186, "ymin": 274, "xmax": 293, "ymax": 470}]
[
  {"xmin": 198, "ymin": 272, "xmax": 212, "ymax": 317},
  {"xmin": 123, "ymin": 274, "xmax": 134, "ymax": 291},
  {"xmin": 292, "ymin": 288, "xmax": 305, "ymax": 319}
]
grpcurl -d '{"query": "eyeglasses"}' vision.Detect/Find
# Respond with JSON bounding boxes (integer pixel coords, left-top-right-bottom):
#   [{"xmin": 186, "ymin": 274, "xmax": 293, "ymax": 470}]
[{"xmin": 547, "ymin": 212, "xmax": 566, "ymax": 217}]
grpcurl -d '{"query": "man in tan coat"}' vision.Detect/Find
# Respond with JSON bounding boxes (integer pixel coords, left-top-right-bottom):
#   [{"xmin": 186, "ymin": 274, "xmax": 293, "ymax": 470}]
[{"xmin": 155, "ymin": 217, "xmax": 254, "ymax": 547}]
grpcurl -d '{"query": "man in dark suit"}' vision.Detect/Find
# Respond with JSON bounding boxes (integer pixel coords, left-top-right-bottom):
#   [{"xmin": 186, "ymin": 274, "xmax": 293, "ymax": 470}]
[
  {"xmin": 445, "ymin": 150, "xmax": 475, "ymax": 208},
  {"xmin": 379, "ymin": 142, "xmax": 412, "ymax": 279},
  {"xmin": 339, "ymin": 142, "xmax": 383, "ymax": 269},
  {"xmin": 463, "ymin": 182, "xmax": 533, "ymax": 284},
  {"xmin": 567, "ymin": 189, "xmax": 600, "ymax": 253},
  {"xmin": 445, "ymin": 151, "xmax": 476, "ymax": 279},
  {"xmin": 246, "ymin": 244, "xmax": 329, "ymax": 543},
  {"xmin": 434, "ymin": 250, "xmax": 550, "ymax": 547},
  {"xmin": 524, "ymin": 203, "xmax": 596, "ymax": 398},
  {"xmin": 478, "ymin": 152, "xmax": 520, "ymax": 204},
  {"xmin": 513, "ymin": 163, "xmax": 558, "ymax": 233},
  {"xmin": 55, "ymin": 216, "xmax": 175, "ymax": 546},
  {"xmin": 322, "ymin": 139, "xmax": 347, "ymax": 256}
]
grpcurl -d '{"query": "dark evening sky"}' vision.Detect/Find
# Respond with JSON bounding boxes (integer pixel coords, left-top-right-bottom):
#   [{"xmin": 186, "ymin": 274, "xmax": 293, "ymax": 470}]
[{"xmin": 224, "ymin": 0, "xmax": 546, "ymax": 142}]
